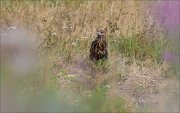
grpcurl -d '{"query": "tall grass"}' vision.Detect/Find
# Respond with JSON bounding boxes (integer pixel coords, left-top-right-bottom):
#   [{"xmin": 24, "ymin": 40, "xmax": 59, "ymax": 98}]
[
  {"xmin": 109, "ymin": 33, "xmax": 168, "ymax": 64},
  {"xmin": 1, "ymin": 0, "xmax": 174, "ymax": 112},
  {"xmin": 1, "ymin": 1, "xmax": 164, "ymax": 48}
]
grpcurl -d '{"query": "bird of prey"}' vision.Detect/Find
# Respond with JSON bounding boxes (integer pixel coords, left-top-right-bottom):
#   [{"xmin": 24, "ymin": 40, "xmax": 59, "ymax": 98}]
[{"xmin": 89, "ymin": 29, "xmax": 108, "ymax": 62}]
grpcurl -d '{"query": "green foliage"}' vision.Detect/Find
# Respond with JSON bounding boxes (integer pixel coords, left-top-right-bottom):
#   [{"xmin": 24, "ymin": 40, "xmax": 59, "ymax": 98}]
[
  {"xmin": 85, "ymin": 87, "xmax": 107, "ymax": 112},
  {"xmin": 78, "ymin": 87, "xmax": 129, "ymax": 112},
  {"xmin": 110, "ymin": 34, "xmax": 168, "ymax": 63}
]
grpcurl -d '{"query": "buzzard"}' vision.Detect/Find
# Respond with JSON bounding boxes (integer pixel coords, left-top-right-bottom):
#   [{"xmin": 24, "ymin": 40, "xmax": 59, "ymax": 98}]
[{"xmin": 89, "ymin": 29, "xmax": 108, "ymax": 62}]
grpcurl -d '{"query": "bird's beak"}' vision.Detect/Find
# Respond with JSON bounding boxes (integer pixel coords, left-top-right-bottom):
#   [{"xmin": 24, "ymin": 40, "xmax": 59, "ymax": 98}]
[
  {"xmin": 97, "ymin": 32, "xmax": 102, "ymax": 36},
  {"xmin": 97, "ymin": 32, "xmax": 105, "ymax": 36}
]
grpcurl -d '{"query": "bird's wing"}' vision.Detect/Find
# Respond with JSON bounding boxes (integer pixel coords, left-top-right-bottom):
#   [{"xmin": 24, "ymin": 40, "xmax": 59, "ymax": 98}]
[{"xmin": 90, "ymin": 40, "xmax": 96, "ymax": 53}]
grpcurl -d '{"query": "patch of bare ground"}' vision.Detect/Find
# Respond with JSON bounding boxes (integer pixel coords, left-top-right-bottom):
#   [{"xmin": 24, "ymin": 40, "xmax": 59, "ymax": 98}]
[
  {"xmin": 114, "ymin": 64, "xmax": 163, "ymax": 111},
  {"xmin": 54, "ymin": 56, "xmax": 93, "ymax": 90},
  {"xmin": 149, "ymin": 77, "xmax": 179, "ymax": 112},
  {"xmin": 54, "ymin": 54, "xmax": 179, "ymax": 112}
]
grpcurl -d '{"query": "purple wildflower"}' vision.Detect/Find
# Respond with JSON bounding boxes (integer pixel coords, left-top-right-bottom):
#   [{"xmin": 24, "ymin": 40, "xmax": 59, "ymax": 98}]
[
  {"xmin": 162, "ymin": 51, "xmax": 178, "ymax": 63},
  {"xmin": 151, "ymin": 1, "xmax": 180, "ymax": 31}
]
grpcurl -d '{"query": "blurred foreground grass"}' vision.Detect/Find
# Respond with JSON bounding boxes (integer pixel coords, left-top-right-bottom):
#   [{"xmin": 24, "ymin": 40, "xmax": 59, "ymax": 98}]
[{"xmin": 1, "ymin": 0, "xmax": 179, "ymax": 112}]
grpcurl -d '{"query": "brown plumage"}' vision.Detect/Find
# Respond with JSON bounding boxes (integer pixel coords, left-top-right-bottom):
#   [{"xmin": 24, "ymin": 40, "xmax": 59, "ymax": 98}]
[{"xmin": 89, "ymin": 29, "xmax": 108, "ymax": 62}]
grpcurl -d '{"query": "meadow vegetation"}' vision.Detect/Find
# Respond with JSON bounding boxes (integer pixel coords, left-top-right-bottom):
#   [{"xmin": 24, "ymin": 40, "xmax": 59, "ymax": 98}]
[{"xmin": 1, "ymin": 0, "xmax": 179, "ymax": 112}]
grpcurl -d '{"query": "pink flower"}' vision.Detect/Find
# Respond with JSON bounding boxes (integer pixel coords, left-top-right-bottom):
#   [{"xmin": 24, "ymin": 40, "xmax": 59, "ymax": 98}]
[
  {"xmin": 151, "ymin": 1, "xmax": 180, "ymax": 31},
  {"xmin": 162, "ymin": 51, "xmax": 177, "ymax": 63}
]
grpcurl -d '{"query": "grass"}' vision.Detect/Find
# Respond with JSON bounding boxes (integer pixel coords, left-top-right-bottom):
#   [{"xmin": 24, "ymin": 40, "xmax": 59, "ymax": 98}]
[
  {"xmin": 109, "ymin": 33, "xmax": 168, "ymax": 64},
  {"xmin": 1, "ymin": 0, "xmax": 179, "ymax": 112}
]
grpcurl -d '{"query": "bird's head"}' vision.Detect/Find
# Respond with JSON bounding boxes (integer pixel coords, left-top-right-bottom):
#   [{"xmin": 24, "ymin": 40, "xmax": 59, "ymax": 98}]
[{"xmin": 96, "ymin": 28, "xmax": 106, "ymax": 39}]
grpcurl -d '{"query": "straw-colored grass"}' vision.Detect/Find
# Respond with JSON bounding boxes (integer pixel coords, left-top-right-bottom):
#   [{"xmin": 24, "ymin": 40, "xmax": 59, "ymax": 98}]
[{"xmin": 1, "ymin": 0, "xmax": 178, "ymax": 112}]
